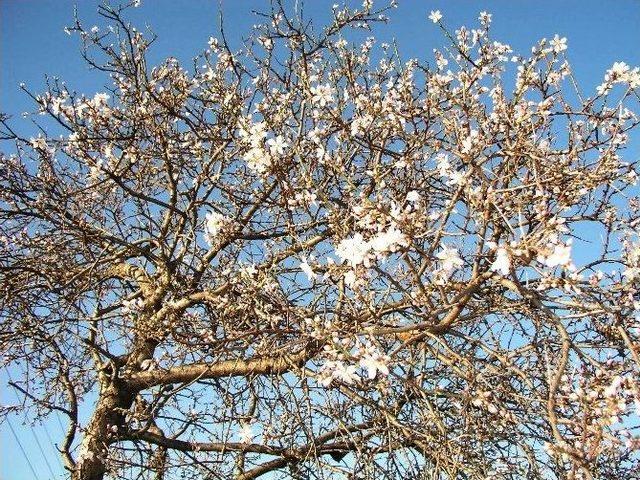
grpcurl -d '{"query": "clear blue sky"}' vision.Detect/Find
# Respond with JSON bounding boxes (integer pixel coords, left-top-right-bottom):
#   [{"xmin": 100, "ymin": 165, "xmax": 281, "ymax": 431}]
[{"xmin": 1, "ymin": 1, "xmax": 639, "ymax": 479}]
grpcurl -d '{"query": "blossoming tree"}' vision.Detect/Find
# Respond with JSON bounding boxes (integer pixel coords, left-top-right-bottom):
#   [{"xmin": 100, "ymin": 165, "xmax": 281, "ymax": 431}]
[{"xmin": 2, "ymin": 2, "xmax": 640, "ymax": 479}]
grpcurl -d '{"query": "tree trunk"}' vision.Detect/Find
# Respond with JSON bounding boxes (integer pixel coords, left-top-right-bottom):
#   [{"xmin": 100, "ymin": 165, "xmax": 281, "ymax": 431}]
[{"xmin": 72, "ymin": 379, "xmax": 135, "ymax": 480}]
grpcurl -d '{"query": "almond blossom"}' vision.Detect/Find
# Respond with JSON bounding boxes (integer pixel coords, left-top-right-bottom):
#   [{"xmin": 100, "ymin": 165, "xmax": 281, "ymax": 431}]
[
  {"xmin": 244, "ymin": 146, "xmax": 271, "ymax": 174},
  {"xmin": 428, "ymin": 10, "xmax": 442, "ymax": 23},
  {"xmin": 319, "ymin": 360, "xmax": 359, "ymax": 386},
  {"xmin": 299, "ymin": 257, "xmax": 317, "ymax": 281},
  {"xmin": 550, "ymin": 34, "xmax": 567, "ymax": 53},
  {"xmin": 436, "ymin": 245, "xmax": 464, "ymax": 274},
  {"xmin": 309, "ymin": 84, "xmax": 334, "ymax": 107},
  {"xmin": 238, "ymin": 423, "xmax": 254, "ymax": 443},
  {"xmin": 335, "ymin": 233, "xmax": 371, "ymax": 268},
  {"xmin": 539, "ymin": 239, "xmax": 574, "ymax": 269},
  {"xmin": 204, "ymin": 211, "xmax": 232, "ymax": 245},
  {"xmin": 490, "ymin": 247, "xmax": 511, "ymax": 276},
  {"xmin": 4, "ymin": 3, "xmax": 640, "ymax": 479},
  {"xmin": 266, "ymin": 135, "xmax": 287, "ymax": 156},
  {"xmin": 359, "ymin": 346, "xmax": 390, "ymax": 380},
  {"xmin": 405, "ymin": 190, "xmax": 421, "ymax": 203},
  {"xmin": 368, "ymin": 225, "xmax": 409, "ymax": 255}
]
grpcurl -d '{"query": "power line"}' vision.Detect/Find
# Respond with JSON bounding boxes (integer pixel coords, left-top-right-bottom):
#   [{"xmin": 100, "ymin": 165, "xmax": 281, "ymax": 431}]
[
  {"xmin": 55, "ymin": 410, "xmax": 66, "ymax": 435},
  {"xmin": 6, "ymin": 415, "xmax": 39, "ymax": 480},
  {"xmin": 42, "ymin": 420, "xmax": 65, "ymax": 471},
  {"xmin": 30, "ymin": 422, "xmax": 58, "ymax": 478},
  {"xmin": 5, "ymin": 367, "xmax": 59, "ymax": 478}
]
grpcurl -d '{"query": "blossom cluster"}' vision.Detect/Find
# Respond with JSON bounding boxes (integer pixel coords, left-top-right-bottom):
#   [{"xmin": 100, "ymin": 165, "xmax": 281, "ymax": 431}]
[{"xmin": 317, "ymin": 338, "xmax": 391, "ymax": 387}]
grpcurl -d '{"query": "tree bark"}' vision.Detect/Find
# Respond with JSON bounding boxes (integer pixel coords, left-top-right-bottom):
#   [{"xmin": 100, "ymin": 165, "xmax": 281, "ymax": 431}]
[{"xmin": 72, "ymin": 379, "xmax": 135, "ymax": 480}]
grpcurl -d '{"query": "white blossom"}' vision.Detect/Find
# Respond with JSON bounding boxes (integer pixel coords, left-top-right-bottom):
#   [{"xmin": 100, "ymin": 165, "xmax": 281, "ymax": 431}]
[
  {"xmin": 610, "ymin": 61, "xmax": 630, "ymax": 78},
  {"xmin": 299, "ymin": 258, "xmax": 317, "ymax": 281},
  {"xmin": 604, "ymin": 376, "xmax": 624, "ymax": 398},
  {"xmin": 540, "ymin": 240, "xmax": 573, "ymax": 269},
  {"xmin": 122, "ymin": 298, "xmax": 144, "ymax": 315},
  {"xmin": 240, "ymin": 120, "xmax": 268, "ymax": 146},
  {"xmin": 92, "ymin": 92, "xmax": 110, "ymax": 107},
  {"xmin": 335, "ymin": 233, "xmax": 371, "ymax": 268},
  {"xmin": 436, "ymin": 245, "xmax": 464, "ymax": 274},
  {"xmin": 244, "ymin": 146, "xmax": 271, "ymax": 174},
  {"xmin": 461, "ymin": 129, "xmax": 479, "ymax": 154},
  {"xmin": 490, "ymin": 247, "xmax": 511, "ymax": 276},
  {"xmin": 238, "ymin": 423, "xmax": 254, "ymax": 443},
  {"xmin": 266, "ymin": 135, "xmax": 287, "ymax": 156},
  {"xmin": 428, "ymin": 10, "xmax": 442, "ymax": 23},
  {"xmin": 309, "ymin": 84, "xmax": 335, "ymax": 107},
  {"xmin": 204, "ymin": 211, "xmax": 231, "ymax": 245},
  {"xmin": 359, "ymin": 348, "xmax": 390, "ymax": 379},
  {"xmin": 623, "ymin": 266, "xmax": 640, "ymax": 281},
  {"xmin": 369, "ymin": 225, "xmax": 408, "ymax": 255},
  {"xmin": 550, "ymin": 35, "xmax": 567, "ymax": 53},
  {"xmin": 319, "ymin": 360, "xmax": 359, "ymax": 386},
  {"xmin": 406, "ymin": 190, "xmax": 421, "ymax": 203},
  {"xmin": 478, "ymin": 11, "xmax": 492, "ymax": 24},
  {"xmin": 30, "ymin": 136, "xmax": 49, "ymax": 151}
]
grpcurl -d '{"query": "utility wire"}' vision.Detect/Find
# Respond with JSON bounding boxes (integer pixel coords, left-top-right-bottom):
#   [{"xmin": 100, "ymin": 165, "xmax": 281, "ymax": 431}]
[
  {"xmin": 30, "ymin": 422, "xmax": 58, "ymax": 478},
  {"xmin": 42, "ymin": 420, "xmax": 65, "ymax": 471},
  {"xmin": 6, "ymin": 415, "xmax": 39, "ymax": 480},
  {"xmin": 5, "ymin": 367, "xmax": 58, "ymax": 478},
  {"xmin": 55, "ymin": 410, "xmax": 67, "ymax": 436}
]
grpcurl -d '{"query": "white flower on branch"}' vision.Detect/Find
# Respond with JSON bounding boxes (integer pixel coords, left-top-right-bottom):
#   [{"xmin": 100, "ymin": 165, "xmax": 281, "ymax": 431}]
[
  {"xmin": 598, "ymin": 61, "xmax": 640, "ymax": 93},
  {"xmin": 428, "ymin": 10, "xmax": 442, "ymax": 23},
  {"xmin": 266, "ymin": 135, "xmax": 287, "ymax": 156},
  {"xmin": 550, "ymin": 35, "xmax": 567, "ymax": 53},
  {"xmin": 406, "ymin": 190, "xmax": 421, "ymax": 203},
  {"xmin": 244, "ymin": 146, "xmax": 271, "ymax": 174},
  {"xmin": 623, "ymin": 266, "xmax": 640, "ymax": 281},
  {"xmin": 369, "ymin": 225, "xmax": 409, "ymax": 255},
  {"xmin": 490, "ymin": 247, "xmax": 511, "ymax": 276},
  {"xmin": 609, "ymin": 61, "xmax": 630, "ymax": 80},
  {"xmin": 359, "ymin": 347, "xmax": 390, "ymax": 380},
  {"xmin": 91, "ymin": 92, "xmax": 110, "ymax": 108},
  {"xmin": 335, "ymin": 233, "xmax": 371, "ymax": 268},
  {"xmin": 29, "ymin": 135, "xmax": 51, "ymax": 153},
  {"xmin": 334, "ymin": 225, "xmax": 408, "ymax": 269},
  {"xmin": 122, "ymin": 298, "xmax": 144, "ymax": 315},
  {"xmin": 436, "ymin": 245, "xmax": 464, "ymax": 274},
  {"xmin": 478, "ymin": 11, "xmax": 492, "ymax": 25},
  {"xmin": 299, "ymin": 257, "xmax": 317, "ymax": 281},
  {"xmin": 539, "ymin": 239, "xmax": 574, "ymax": 270},
  {"xmin": 319, "ymin": 360, "xmax": 359, "ymax": 386},
  {"xmin": 309, "ymin": 84, "xmax": 334, "ymax": 107},
  {"xmin": 238, "ymin": 423, "xmax": 254, "ymax": 443},
  {"xmin": 460, "ymin": 129, "xmax": 479, "ymax": 154},
  {"xmin": 204, "ymin": 211, "xmax": 232, "ymax": 246}
]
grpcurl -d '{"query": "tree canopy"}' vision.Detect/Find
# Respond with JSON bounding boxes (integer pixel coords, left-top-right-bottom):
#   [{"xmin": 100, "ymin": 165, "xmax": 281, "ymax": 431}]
[{"xmin": 1, "ymin": 2, "xmax": 640, "ymax": 479}]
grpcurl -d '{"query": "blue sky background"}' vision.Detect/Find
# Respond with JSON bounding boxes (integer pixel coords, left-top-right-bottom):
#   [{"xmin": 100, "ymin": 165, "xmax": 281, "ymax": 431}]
[{"xmin": 1, "ymin": 0, "xmax": 639, "ymax": 478}]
